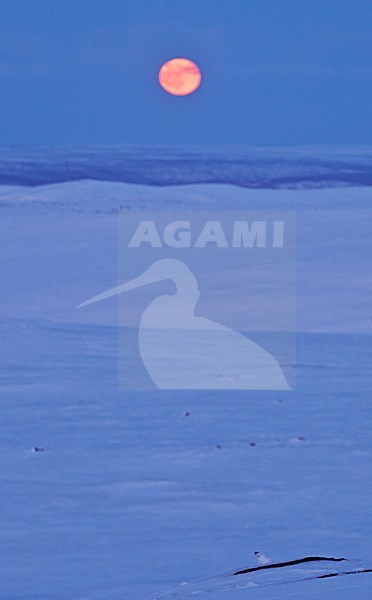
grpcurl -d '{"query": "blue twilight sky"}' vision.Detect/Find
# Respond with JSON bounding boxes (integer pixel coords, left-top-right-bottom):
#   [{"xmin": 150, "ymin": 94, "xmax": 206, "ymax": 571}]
[{"xmin": 0, "ymin": 0, "xmax": 372, "ymax": 147}]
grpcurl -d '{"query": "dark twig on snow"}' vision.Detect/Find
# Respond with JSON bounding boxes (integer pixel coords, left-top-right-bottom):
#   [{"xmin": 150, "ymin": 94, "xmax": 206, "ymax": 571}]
[{"xmin": 234, "ymin": 556, "xmax": 346, "ymax": 576}]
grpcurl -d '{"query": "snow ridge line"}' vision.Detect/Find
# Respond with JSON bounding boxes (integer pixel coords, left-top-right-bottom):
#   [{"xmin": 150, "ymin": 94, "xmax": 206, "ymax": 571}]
[
  {"xmin": 263, "ymin": 565, "xmax": 372, "ymax": 589},
  {"xmin": 233, "ymin": 555, "xmax": 346, "ymax": 575},
  {"xmin": 316, "ymin": 567, "xmax": 372, "ymax": 579},
  {"xmin": 147, "ymin": 558, "xmax": 372, "ymax": 598}
]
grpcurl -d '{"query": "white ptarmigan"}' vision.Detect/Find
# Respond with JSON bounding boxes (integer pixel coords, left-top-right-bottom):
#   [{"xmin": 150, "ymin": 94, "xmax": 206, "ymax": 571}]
[{"xmin": 255, "ymin": 551, "xmax": 271, "ymax": 566}]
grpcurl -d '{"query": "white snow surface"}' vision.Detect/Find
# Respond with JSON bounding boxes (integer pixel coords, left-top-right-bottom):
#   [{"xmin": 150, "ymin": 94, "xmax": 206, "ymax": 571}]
[{"xmin": 1, "ymin": 180, "xmax": 372, "ymax": 599}]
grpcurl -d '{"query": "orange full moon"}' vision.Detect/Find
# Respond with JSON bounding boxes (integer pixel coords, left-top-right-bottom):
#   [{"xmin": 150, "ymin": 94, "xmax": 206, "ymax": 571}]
[{"xmin": 159, "ymin": 58, "xmax": 202, "ymax": 96}]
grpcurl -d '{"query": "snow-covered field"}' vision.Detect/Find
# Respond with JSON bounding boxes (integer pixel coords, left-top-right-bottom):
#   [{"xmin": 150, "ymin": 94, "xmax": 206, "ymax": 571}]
[{"xmin": 1, "ymin": 177, "xmax": 372, "ymax": 599}]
